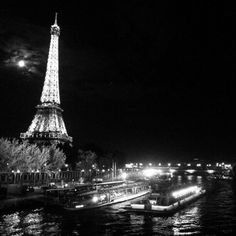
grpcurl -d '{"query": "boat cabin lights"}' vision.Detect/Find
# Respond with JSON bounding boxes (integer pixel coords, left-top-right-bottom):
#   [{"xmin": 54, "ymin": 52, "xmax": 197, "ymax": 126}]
[
  {"xmin": 75, "ymin": 205, "xmax": 84, "ymax": 208},
  {"xmin": 172, "ymin": 186, "xmax": 201, "ymax": 198},
  {"xmin": 100, "ymin": 194, "xmax": 106, "ymax": 201},
  {"xmin": 92, "ymin": 196, "xmax": 99, "ymax": 203}
]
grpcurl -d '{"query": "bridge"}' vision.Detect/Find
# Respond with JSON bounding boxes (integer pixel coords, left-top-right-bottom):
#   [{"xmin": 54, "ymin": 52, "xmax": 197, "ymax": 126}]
[{"xmin": 124, "ymin": 162, "xmax": 233, "ymax": 176}]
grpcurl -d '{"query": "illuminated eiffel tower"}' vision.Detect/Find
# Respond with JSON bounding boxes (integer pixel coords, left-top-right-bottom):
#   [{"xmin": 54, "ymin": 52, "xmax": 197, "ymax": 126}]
[{"xmin": 20, "ymin": 13, "xmax": 72, "ymax": 144}]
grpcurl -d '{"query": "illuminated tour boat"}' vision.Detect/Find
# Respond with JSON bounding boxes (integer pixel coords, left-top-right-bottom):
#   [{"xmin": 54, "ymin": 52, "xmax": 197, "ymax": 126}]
[
  {"xmin": 58, "ymin": 181, "xmax": 151, "ymax": 211},
  {"xmin": 44, "ymin": 183, "xmax": 97, "ymax": 206},
  {"xmin": 126, "ymin": 185, "xmax": 206, "ymax": 215}
]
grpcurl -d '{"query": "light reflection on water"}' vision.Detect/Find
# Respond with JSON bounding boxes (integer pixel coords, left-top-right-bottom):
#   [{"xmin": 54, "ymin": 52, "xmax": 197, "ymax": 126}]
[
  {"xmin": 2, "ymin": 212, "xmax": 21, "ymax": 235},
  {"xmin": 0, "ymin": 209, "xmax": 60, "ymax": 236},
  {"xmin": 172, "ymin": 206, "xmax": 201, "ymax": 235},
  {"xmin": 187, "ymin": 175, "xmax": 193, "ymax": 181},
  {"xmin": 0, "ymin": 175, "xmax": 236, "ymax": 235}
]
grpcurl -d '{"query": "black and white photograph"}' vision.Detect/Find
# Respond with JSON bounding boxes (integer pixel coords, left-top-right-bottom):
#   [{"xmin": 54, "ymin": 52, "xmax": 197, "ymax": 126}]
[{"xmin": 0, "ymin": 1, "xmax": 236, "ymax": 235}]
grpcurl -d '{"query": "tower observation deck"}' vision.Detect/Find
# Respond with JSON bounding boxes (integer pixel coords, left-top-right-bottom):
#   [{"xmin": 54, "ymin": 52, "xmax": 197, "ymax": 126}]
[{"xmin": 20, "ymin": 13, "xmax": 72, "ymax": 144}]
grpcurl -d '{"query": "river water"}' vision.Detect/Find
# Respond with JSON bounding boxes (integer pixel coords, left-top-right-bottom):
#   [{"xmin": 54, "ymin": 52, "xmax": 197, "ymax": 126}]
[{"xmin": 0, "ymin": 175, "xmax": 236, "ymax": 235}]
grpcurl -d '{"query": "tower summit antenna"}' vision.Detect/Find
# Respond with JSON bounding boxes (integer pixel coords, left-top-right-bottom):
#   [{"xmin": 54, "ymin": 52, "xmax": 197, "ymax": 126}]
[{"xmin": 54, "ymin": 12, "xmax": 58, "ymax": 25}]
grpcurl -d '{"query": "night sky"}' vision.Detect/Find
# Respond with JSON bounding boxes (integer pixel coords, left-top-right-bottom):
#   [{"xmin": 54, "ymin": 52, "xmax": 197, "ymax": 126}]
[{"xmin": 0, "ymin": 1, "xmax": 236, "ymax": 162}]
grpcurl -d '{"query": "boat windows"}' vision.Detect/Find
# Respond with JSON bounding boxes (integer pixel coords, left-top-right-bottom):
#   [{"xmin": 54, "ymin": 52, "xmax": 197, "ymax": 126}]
[{"xmin": 127, "ymin": 188, "xmax": 133, "ymax": 194}]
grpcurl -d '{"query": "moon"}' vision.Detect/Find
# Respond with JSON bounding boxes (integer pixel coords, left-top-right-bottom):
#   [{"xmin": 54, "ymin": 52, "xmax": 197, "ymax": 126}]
[{"xmin": 18, "ymin": 60, "xmax": 25, "ymax": 67}]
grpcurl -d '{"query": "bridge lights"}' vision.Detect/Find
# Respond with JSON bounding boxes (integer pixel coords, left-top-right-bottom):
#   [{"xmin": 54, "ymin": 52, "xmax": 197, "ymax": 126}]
[
  {"xmin": 143, "ymin": 168, "xmax": 156, "ymax": 177},
  {"xmin": 186, "ymin": 169, "xmax": 195, "ymax": 174}
]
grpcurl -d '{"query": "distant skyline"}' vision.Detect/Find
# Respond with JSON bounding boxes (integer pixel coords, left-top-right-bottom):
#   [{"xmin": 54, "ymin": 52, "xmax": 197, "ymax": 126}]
[{"xmin": 0, "ymin": 2, "xmax": 236, "ymax": 162}]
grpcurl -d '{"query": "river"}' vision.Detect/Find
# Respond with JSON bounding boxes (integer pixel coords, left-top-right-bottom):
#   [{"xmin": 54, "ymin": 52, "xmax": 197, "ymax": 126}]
[{"xmin": 0, "ymin": 175, "xmax": 235, "ymax": 235}]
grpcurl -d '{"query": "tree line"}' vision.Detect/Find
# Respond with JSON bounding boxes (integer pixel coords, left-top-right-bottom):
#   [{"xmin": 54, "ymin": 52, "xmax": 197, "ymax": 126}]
[
  {"xmin": 0, "ymin": 138, "xmax": 66, "ymax": 173},
  {"xmin": 0, "ymin": 138, "xmax": 126, "ymax": 181}
]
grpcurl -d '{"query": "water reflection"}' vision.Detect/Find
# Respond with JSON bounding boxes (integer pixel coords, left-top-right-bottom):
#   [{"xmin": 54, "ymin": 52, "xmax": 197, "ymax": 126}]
[
  {"xmin": 24, "ymin": 212, "xmax": 42, "ymax": 235},
  {"xmin": 187, "ymin": 175, "xmax": 193, "ymax": 181},
  {"xmin": 1, "ymin": 212, "xmax": 21, "ymax": 235},
  {"xmin": 196, "ymin": 176, "xmax": 203, "ymax": 185},
  {"xmin": 0, "ymin": 209, "xmax": 61, "ymax": 236},
  {"xmin": 177, "ymin": 175, "xmax": 182, "ymax": 185},
  {"xmin": 172, "ymin": 206, "xmax": 201, "ymax": 235}
]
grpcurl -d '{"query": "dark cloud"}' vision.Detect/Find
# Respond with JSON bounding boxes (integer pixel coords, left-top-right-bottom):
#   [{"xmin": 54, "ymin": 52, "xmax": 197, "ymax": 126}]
[{"xmin": 0, "ymin": 15, "xmax": 48, "ymax": 77}]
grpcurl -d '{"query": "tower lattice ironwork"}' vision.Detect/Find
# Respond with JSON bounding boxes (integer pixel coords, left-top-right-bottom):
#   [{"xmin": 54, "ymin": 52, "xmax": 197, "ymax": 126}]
[{"xmin": 20, "ymin": 13, "xmax": 72, "ymax": 144}]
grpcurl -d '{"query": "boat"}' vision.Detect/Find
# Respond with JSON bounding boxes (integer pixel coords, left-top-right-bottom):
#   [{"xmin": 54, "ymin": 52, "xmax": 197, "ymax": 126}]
[
  {"xmin": 125, "ymin": 185, "xmax": 206, "ymax": 215},
  {"xmin": 63, "ymin": 181, "xmax": 151, "ymax": 211},
  {"xmin": 44, "ymin": 183, "xmax": 97, "ymax": 207}
]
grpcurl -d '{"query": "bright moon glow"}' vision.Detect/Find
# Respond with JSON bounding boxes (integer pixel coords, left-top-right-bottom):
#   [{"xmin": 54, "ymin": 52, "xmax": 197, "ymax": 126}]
[{"xmin": 18, "ymin": 60, "xmax": 25, "ymax": 67}]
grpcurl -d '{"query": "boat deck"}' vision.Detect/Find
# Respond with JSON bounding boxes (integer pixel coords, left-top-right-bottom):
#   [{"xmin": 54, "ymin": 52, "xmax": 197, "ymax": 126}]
[{"xmin": 125, "ymin": 189, "xmax": 206, "ymax": 216}]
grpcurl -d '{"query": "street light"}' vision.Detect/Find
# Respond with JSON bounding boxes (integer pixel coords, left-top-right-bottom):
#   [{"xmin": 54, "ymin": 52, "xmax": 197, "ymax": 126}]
[{"xmin": 121, "ymin": 172, "xmax": 127, "ymax": 180}]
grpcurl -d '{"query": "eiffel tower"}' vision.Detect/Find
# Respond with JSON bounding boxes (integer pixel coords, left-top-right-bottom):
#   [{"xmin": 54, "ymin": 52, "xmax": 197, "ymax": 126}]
[{"xmin": 20, "ymin": 13, "xmax": 72, "ymax": 144}]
